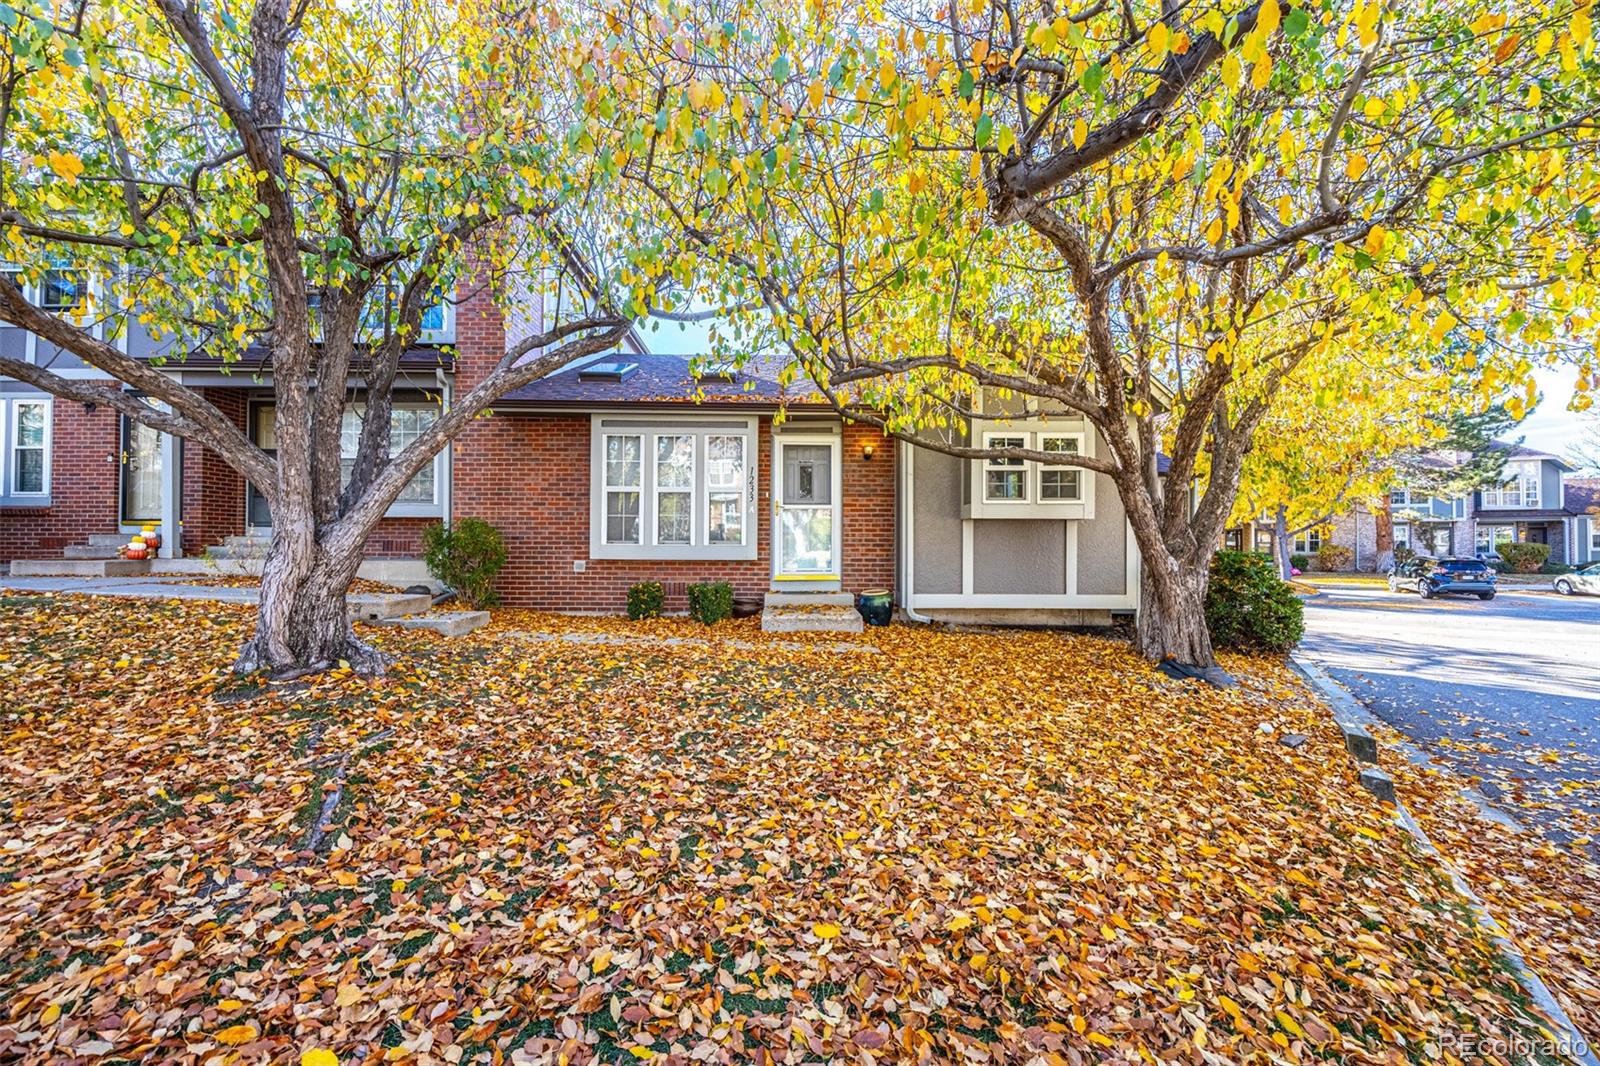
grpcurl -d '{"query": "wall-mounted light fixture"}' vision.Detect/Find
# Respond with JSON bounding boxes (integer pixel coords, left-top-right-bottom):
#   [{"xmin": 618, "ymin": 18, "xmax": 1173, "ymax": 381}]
[{"xmin": 862, "ymin": 442, "xmax": 876, "ymax": 462}]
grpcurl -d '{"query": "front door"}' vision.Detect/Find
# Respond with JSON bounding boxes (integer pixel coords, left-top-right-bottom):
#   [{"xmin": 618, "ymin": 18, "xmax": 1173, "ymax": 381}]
[
  {"xmin": 245, "ymin": 402, "xmax": 276, "ymax": 530},
  {"xmin": 120, "ymin": 415, "xmax": 164, "ymax": 526},
  {"xmin": 775, "ymin": 437, "xmax": 839, "ymax": 581}
]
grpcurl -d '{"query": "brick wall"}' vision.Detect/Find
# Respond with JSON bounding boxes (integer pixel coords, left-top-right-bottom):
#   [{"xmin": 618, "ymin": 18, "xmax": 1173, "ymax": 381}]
[
  {"xmin": 840, "ymin": 422, "xmax": 896, "ymax": 593},
  {"xmin": 0, "ymin": 394, "xmax": 120, "ymax": 559},
  {"xmin": 179, "ymin": 388, "xmax": 248, "ymax": 556}
]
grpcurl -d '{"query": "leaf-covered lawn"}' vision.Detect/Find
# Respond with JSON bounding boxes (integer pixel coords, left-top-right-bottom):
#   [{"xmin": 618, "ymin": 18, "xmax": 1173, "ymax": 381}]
[{"xmin": 0, "ymin": 594, "xmax": 1566, "ymax": 1064}]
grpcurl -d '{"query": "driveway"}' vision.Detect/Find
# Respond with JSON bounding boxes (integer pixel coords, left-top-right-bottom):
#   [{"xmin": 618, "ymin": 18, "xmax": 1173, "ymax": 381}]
[{"xmin": 1299, "ymin": 582, "xmax": 1600, "ymax": 850}]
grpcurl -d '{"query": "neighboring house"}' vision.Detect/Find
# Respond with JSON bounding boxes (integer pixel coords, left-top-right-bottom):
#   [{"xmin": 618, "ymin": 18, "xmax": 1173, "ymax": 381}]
[
  {"xmin": 1229, "ymin": 441, "xmax": 1600, "ymax": 571},
  {"xmin": 0, "ymin": 270, "xmax": 1146, "ymax": 625},
  {"xmin": 1470, "ymin": 442, "xmax": 1591, "ymax": 564}
]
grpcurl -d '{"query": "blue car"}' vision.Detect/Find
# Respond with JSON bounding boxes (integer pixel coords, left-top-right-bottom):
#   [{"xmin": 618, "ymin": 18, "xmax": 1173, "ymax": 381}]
[{"xmin": 1387, "ymin": 557, "xmax": 1498, "ymax": 600}]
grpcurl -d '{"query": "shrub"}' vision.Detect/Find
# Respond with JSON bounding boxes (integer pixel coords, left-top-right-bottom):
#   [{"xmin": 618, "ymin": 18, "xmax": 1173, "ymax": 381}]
[
  {"xmin": 1314, "ymin": 543, "xmax": 1353, "ymax": 572},
  {"xmin": 1392, "ymin": 544, "xmax": 1417, "ymax": 566},
  {"xmin": 1496, "ymin": 540, "xmax": 1550, "ymax": 573},
  {"xmin": 686, "ymin": 581, "xmax": 734, "ymax": 625},
  {"xmin": 1289, "ymin": 553, "xmax": 1310, "ymax": 572},
  {"xmin": 626, "ymin": 581, "xmax": 665, "ymax": 620},
  {"xmin": 1205, "ymin": 550, "xmax": 1305, "ymax": 654},
  {"xmin": 422, "ymin": 517, "xmax": 505, "ymax": 609}
]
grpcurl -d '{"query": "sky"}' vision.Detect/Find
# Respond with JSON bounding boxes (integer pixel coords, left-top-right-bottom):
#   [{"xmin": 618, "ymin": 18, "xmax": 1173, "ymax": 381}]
[{"xmin": 1519, "ymin": 361, "xmax": 1591, "ymax": 457}]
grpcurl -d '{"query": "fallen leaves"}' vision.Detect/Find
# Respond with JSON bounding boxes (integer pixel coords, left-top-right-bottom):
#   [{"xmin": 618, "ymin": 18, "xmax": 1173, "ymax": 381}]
[{"xmin": 0, "ymin": 594, "xmax": 1576, "ymax": 1062}]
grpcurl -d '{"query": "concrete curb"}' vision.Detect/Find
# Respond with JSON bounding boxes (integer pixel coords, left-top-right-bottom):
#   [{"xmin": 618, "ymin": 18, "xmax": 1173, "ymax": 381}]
[{"xmin": 1289, "ymin": 653, "xmax": 1598, "ymax": 1066}]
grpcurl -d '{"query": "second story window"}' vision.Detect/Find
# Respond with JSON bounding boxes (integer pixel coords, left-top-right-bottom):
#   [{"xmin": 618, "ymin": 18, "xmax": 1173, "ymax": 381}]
[
  {"xmin": 40, "ymin": 268, "xmax": 86, "ymax": 313},
  {"xmin": 982, "ymin": 435, "xmax": 1028, "ymax": 502}
]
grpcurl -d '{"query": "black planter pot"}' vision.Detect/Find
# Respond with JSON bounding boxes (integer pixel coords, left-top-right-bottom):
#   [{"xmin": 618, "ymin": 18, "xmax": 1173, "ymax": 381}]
[{"xmin": 856, "ymin": 588, "xmax": 893, "ymax": 626}]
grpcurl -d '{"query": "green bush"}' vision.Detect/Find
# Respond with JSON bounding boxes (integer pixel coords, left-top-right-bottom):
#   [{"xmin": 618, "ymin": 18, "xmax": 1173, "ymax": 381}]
[
  {"xmin": 422, "ymin": 517, "xmax": 505, "ymax": 609},
  {"xmin": 1314, "ymin": 543, "xmax": 1353, "ymax": 571},
  {"xmin": 626, "ymin": 581, "xmax": 665, "ymax": 620},
  {"xmin": 1205, "ymin": 550, "xmax": 1305, "ymax": 654},
  {"xmin": 1288, "ymin": 553, "xmax": 1309, "ymax": 572},
  {"xmin": 686, "ymin": 581, "xmax": 734, "ymax": 625},
  {"xmin": 1496, "ymin": 540, "xmax": 1550, "ymax": 573}
]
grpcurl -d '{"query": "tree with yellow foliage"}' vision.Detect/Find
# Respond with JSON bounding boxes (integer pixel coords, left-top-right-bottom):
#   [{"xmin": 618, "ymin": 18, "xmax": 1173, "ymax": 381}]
[
  {"xmin": 0, "ymin": 0, "xmax": 694, "ymax": 674},
  {"xmin": 602, "ymin": 0, "xmax": 1600, "ymax": 673}
]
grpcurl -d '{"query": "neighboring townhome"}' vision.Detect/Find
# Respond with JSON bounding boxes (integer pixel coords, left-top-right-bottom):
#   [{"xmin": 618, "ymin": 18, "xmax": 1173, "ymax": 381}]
[
  {"xmin": 2, "ymin": 268, "xmax": 1150, "ymax": 627},
  {"xmin": 1471, "ymin": 442, "xmax": 1584, "ymax": 563}
]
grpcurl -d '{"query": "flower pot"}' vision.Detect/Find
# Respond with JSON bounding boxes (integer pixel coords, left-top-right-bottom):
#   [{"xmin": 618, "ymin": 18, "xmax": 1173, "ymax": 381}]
[
  {"xmin": 731, "ymin": 594, "xmax": 764, "ymax": 619},
  {"xmin": 856, "ymin": 588, "xmax": 893, "ymax": 626}
]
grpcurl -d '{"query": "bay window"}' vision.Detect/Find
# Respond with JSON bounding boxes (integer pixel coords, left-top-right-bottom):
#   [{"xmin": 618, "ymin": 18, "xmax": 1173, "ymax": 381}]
[
  {"xmin": 591, "ymin": 416, "xmax": 757, "ymax": 559},
  {"xmin": 965, "ymin": 422, "xmax": 1096, "ymax": 519}
]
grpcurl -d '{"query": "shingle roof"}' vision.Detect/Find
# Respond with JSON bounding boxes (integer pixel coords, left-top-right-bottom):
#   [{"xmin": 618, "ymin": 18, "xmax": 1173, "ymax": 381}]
[
  {"xmin": 498, "ymin": 352, "xmax": 822, "ymax": 409},
  {"xmin": 1565, "ymin": 477, "xmax": 1600, "ymax": 516},
  {"xmin": 1488, "ymin": 439, "xmax": 1574, "ymax": 469},
  {"xmin": 154, "ymin": 344, "xmax": 455, "ymax": 374}
]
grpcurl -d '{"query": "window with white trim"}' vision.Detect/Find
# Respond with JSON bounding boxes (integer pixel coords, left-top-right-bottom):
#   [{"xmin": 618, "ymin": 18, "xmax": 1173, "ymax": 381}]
[
  {"xmin": 1591, "ymin": 523, "xmax": 1600, "ymax": 554},
  {"xmin": 1, "ymin": 398, "xmax": 50, "ymax": 502},
  {"xmin": 1293, "ymin": 529, "xmax": 1323, "ymax": 553},
  {"xmin": 1038, "ymin": 434, "xmax": 1083, "ymax": 501},
  {"xmin": 1481, "ymin": 463, "xmax": 1541, "ymax": 508},
  {"xmin": 592, "ymin": 417, "xmax": 757, "ymax": 559},
  {"xmin": 982, "ymin": 434, "xmax": 1028, "ymax": 502},
  {"xmin": 1393, "ymin": 523, "xmax": 1411, "ymax": 548},
  {"xmin": 653, "ymin": 434, "xmax": 694, "ymax": 544},
  {"xmin": 40, "ymin": 267, "xmax": 86, "ymax": 313},
  {"xmin": 602, "ymin": 434, "xmax": 643, "ymax": 544},
  {"xmin": 706, "ymin": 435, "xmax": 746, "ymax": 544},
  {"xmin": 338, "ymin": 404, "xmax": 440, "ymax": 508}
]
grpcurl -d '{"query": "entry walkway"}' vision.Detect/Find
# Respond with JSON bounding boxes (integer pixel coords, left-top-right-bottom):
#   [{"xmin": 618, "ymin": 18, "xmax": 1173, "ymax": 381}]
[{"xmin": 0, "ymin": 574, "xmax": 259, "ymax": 604}]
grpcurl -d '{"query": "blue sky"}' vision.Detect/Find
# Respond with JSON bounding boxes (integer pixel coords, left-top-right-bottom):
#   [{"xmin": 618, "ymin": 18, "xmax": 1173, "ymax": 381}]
[{"xmin": 1520, "ymin": 362, "xmax": 1589, "ymax": 456}]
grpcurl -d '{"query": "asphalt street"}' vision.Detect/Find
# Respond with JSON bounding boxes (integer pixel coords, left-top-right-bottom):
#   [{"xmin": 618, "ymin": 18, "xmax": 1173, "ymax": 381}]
[{"xmin": 1298, "ymin": 582, "xmax": 1600, "ymax": 849}]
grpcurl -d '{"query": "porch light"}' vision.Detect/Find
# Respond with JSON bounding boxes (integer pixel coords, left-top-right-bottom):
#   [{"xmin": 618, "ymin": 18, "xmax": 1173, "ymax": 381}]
[{"xmin": 862, "ymin": 442, "xmax": 876, "ymax": 462}]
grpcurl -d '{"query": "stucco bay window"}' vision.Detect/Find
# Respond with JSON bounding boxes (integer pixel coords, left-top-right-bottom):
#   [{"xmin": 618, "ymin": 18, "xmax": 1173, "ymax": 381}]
[
  {"xmin": 965, "ymin": 422, "xmax": 1096, "ymax": 520},
  {"xmin": 591, "ymin": 415, "xmax": 758, "ymax": 560}
]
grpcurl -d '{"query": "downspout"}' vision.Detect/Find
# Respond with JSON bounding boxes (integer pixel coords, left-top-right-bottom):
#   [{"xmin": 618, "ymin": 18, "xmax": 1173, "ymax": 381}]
[{"xmin": 899, "ymin": 441, "xmax": 933, "ymax": 623}]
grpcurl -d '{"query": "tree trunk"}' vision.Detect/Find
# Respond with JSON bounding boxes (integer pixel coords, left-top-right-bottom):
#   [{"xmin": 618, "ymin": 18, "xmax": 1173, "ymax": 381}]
[
  {"xmin": 234, "ymin": 526, "xmax": 377, "ymax": 677},
  {"xmin": 1274, "ymin": 505, "xmax": 1294, "ymax": 580},
  {"xmin": 1374, "ymin": 497, "xmax": 1394, "ymax": 573},
  {"xmin": 1136, "ymin": 553, "xmax": 1219, "ymax": 673}
]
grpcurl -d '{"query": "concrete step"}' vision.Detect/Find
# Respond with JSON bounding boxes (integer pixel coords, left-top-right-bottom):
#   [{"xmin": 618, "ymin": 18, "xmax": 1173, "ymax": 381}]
[
  {"xmin": 63, "ymin": 544, "xmax": 125, "ymax": 559},
  {"xmin": 347, "ymin": 592, "xmax": 433, "ymax": 621},
  {"xmin": 761, "ymin": 605, "xmax": 865, "ymax": 634},
  {"xmin": 10, "ymin": 558, "xmax": 152, "ymax": 578},
  {"xmin": 225, "ymin": 535, "xmax": 272, "ymax": 549},
  {"xmin": 86, "ymin": 533, "xmax": 131, "ymax": 548},
  {"xmin": 378, "ymin": 611, "xmax": 490, "ymax": 637},
  {"xmin": 763, "ymin": 590, "xmax": 855, "ymax": 608},
  {"xmin": 206, "ymin": 543, "xmax": 271, "ymax": 560}
]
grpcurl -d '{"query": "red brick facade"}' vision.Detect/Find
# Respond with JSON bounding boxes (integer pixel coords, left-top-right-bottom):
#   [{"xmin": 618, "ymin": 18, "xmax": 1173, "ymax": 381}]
[
  {"xmin": 4, "ymin": 261, "xmax": 898, "ymax": 606},
  {"xmin": 0, "ymin": 392, "xmax": 121, "ymax": 559}
]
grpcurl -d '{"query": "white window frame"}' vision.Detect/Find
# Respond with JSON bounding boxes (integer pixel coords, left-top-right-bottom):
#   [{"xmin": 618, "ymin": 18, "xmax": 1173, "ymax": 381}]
[
  {"xmin": 1389, "ymin": 488, "xmax": 1410, "ymax": 507},
  {"xmin": 1293, "ymin": 530, "xmax": 1323, "ymax": 554},
  {"xmin": 1393, "ymin": 523, "xmax": 1411, "ymax": 549},
  {"xmin": 1, "ymin": 263, "xmax": 106, "ymax": 373},
  {"xmin": 600, "ymin": 432, "xmax": 644, "ymax": 546},
  {"xmin": 1482, "ymin": 462, "xmax": 1541, "ymax": 509},
  {"xmin": 981, "ymin": 433, "xmax": 1029, "ymax": 504},
  {"xmin": 1, "ymin": 397, "xmax": 51, "ymax": 502},
  {"xmin": 965, "ymin": 421, "xmax": 1097, "ymax": 520},
  {"xmin": 1037, "ymin": 433, "xmax": 1085, "ymax": 503},
  {"xmin": 336, "ymin": 403, "xmax": 445, "ymax": 517},
  {"xmin": 651, "ymin": 432, "xmax": 696, "ymax": 546},
  {"xmin": 704, "ymin": 433, "xmax": 748, "ymax": 547},
  {"xmin": 590, "ymin": 415, "xmax": 759, "ymax": 561},
  {"xmin": 1590, "ymin": 523, "xmax": 1600, "ymax": 554}
]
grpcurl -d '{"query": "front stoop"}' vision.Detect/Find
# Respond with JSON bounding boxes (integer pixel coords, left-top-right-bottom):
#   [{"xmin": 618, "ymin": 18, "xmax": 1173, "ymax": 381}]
[
  {"xmin": 10, "ymin": 558, "xmax": 152, "ymax": 578},
  {"xmin": 761, "ymin": 590, "xmax": 864, "ymax": 634},
  {"xmin": 205, "ymin": 536, "xmax": 273, "ymax": 560}
]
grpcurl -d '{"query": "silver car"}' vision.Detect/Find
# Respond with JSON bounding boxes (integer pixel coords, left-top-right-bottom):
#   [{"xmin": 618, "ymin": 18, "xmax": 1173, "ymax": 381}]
[{"xmin": 1553, "ymin": 562, "xmax": 1600, "ymax": 596}]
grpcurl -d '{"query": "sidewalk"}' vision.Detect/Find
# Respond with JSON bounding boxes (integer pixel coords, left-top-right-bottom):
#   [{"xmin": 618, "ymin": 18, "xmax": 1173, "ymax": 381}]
[{"xmin": 0, "ymin": 574, "xmax": 259, "ymax": 604}]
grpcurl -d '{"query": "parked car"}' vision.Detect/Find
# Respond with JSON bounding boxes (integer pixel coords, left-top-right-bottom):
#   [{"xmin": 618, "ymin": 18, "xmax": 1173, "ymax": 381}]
[
  {"xmin": 1553, "ymin": 562, "xmax": 1600, "ymax": 596},
  {"xmin": 1387, "ymin": 557, "xmax": 1498, "ymax": 600}
]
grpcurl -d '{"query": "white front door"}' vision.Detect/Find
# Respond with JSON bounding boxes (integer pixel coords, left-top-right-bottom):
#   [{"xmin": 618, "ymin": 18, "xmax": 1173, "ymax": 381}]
[{"xmin": 774, "ymin": 436, "xmax": 840, "ymax": 581}]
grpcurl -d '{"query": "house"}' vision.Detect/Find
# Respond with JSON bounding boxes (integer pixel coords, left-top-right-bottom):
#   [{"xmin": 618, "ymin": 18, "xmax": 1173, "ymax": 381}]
[
  {"xmin": 1470, "ymin": 443, "xmax": 1593, "ymax": 564},
  {"xmin": 1230, "ymin": 441, "xmax": 1599, "ymax": 571},
  {"xmin": 1, "ymin": 271, "xmax": 1145, "ymax": 625}
]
